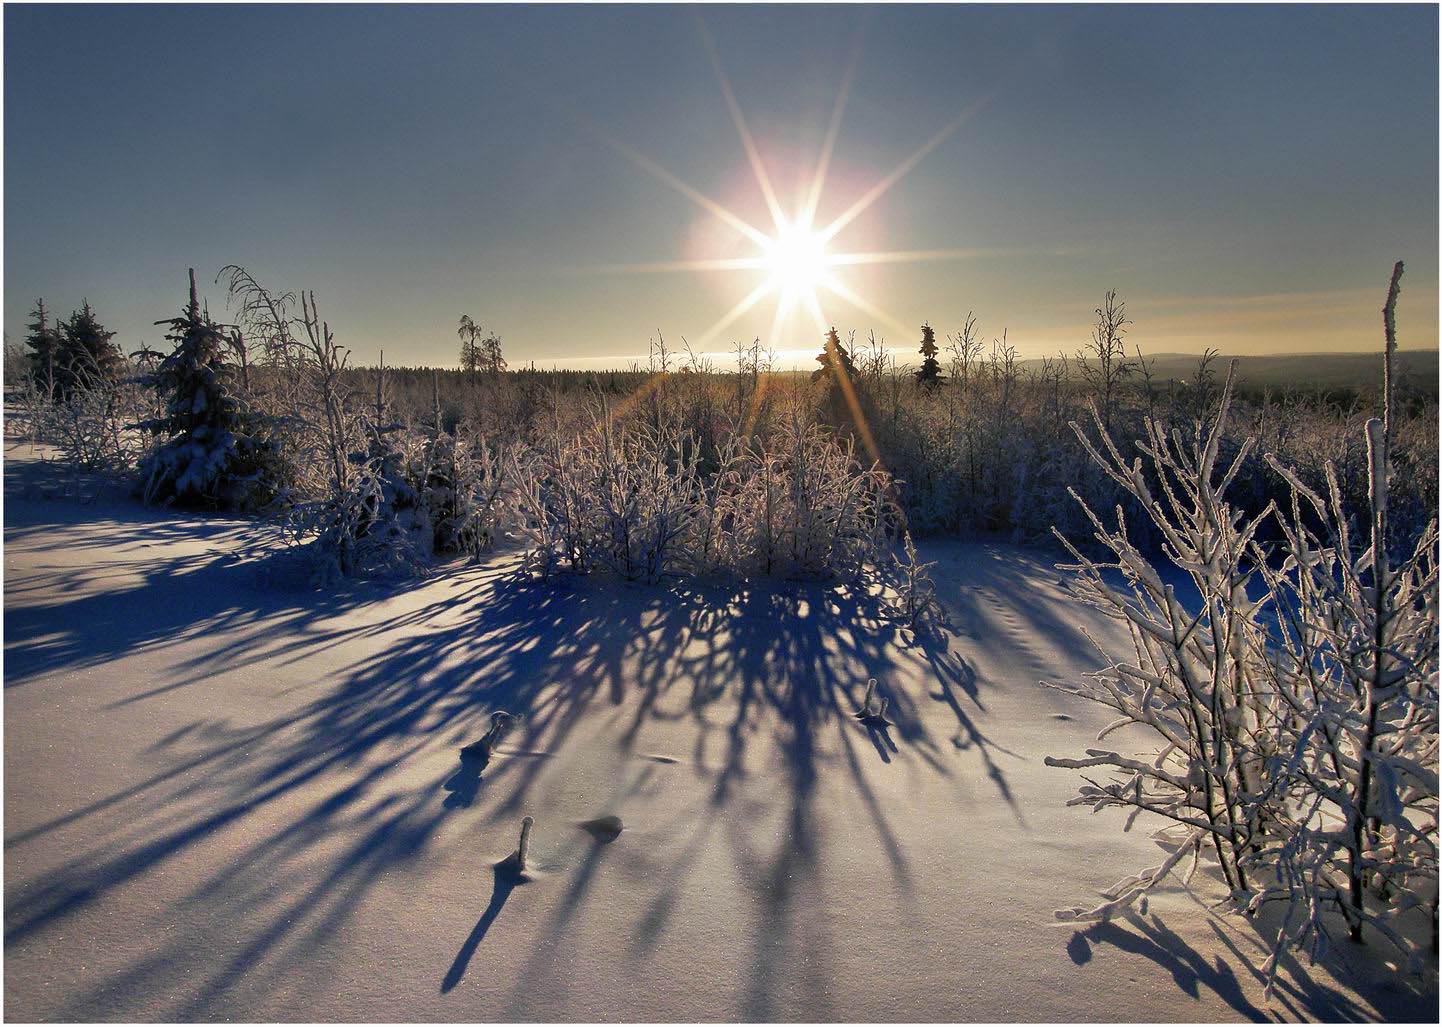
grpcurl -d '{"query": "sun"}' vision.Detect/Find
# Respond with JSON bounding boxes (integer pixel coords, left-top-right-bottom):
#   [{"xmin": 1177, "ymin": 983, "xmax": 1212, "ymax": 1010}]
[
  {"xmin": 584, "ymin": 17, "xmax": 992, "ymax": 353},
  {"xmin": 762, "ymin": 221, "xmax": 831, "ymax": 295}
]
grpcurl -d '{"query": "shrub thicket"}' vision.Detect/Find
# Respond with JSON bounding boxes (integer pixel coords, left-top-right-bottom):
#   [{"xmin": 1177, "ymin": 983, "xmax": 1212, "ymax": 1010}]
[{"xmin": 1045, "ymin": 263, "xmax": 1437, "ymax": 990}]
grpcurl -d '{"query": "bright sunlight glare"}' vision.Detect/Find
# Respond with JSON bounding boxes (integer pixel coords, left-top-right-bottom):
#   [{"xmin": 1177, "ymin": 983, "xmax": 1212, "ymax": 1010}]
[
  {"xmin": 589, "ymin": 14, "xmax": 994, "ymax": 350},
  {"xmin": 763, "ymin": 222, "xmax": 831, "ymax": 294}
]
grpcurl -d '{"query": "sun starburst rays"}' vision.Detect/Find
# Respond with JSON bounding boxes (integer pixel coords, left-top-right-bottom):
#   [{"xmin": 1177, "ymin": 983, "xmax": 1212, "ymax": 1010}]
[{"xmin": 588, "ymin": 23, "xmax": 988, "ymax": 359}]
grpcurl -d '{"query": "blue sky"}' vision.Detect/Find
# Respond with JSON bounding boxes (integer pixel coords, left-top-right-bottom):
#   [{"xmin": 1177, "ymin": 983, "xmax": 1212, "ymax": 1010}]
[{"xmin": 5, "ymin": 3, "xmax": 1438, "ymax": 368}]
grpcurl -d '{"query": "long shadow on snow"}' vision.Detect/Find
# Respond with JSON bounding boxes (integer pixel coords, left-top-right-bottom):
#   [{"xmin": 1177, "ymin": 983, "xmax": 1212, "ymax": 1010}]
[
  {"xmin": 5, "ymin": 554, "xmax": 986, "ymax": 1020},
  {"xmin": 7, "ymin": 468, "xmax": 1423, "ymax": 1019},
  {"xmin": 1069, "ymin": 910, "xmax": 1432, "ymax": 1022}
]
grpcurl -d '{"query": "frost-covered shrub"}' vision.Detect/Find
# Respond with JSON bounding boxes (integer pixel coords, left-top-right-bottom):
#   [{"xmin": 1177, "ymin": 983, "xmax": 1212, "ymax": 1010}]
[
  {"xmin": 1242, "ymin": 265, "xmax": 1438, "ymax": 978},
  {"xmin": 37, "ymin": 363, "xmax": 158, "ymax": 474},
  {"xmin": 885, "ymin": 529, "xmax": 940, "ymax": 630},
  {"xmin": 1045, "ymin": 265, "xmax": 1438, "ymax": 990},
  {"xmin": 510, "ymin": 442, "xmax": 581, "ymax": 579},
  {"xmin": 414, "ymin": 426, "xmax": 511, "ymax": 560},
  {"xmin": 510, "ymin": 404, "xmax": 705, "ymax": 584},
  {"xmin": 264, "ymin": 287, "xmax": 428, "ymax": 579},
  {"xmin": 731, "ymin": 414, "xmax": 892, "ymax": 579},
  {"xmin": 10, "ymin": 303, "xmax": 155, "ymax": 475},
  {"xmin": 1045, "ymin": 365, "xmax": 1273, "ymax": 920},
  {"xmin": 508, "ymin": 404, "xmax": 894, "ymax": 583},
  {"xmin": 1253, "ymin": 428, "xmax": 1438, "ymax": 976},
  {"xmin": 136, "ymin": 270, "xmax": 277, "ymax": 509},
  {"xmin": 588, "ymin": 412, "xmax": 704, "ymax": 583}
]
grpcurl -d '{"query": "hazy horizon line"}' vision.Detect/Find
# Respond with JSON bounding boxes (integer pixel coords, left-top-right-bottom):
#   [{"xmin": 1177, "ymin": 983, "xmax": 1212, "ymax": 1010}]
[{"xmin": 349, "ymin": 345, "xmax": 1440, "ymax": 374}]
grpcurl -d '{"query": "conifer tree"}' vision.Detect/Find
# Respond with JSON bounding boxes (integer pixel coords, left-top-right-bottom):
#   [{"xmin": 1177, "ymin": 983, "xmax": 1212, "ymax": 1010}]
[
  {"xmin": 55, "ymin": 301, "xmax": 123, "ymax": 397},
  {"xmin": 915, "ymin": 322, "xmax": 942, "ymax": 387},
  {"xmin": 136, "ymin": 269, "xmax": 273, "ymax": 508},
  {"xmin": 23, "ymin": 299, "xmax": 61, "ymax": 394},
  {"xmin": 811, "ymin": 326, "xmax": 858, "ymax": 384}
]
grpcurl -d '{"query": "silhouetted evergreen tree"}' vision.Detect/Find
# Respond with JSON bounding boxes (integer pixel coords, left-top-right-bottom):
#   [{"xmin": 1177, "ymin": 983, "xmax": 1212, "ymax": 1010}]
[
  {"xmin": 811, "ymin": 326, "xmax": 859, "ymax": 384},
  {"xmin": 55, "ymin": 301, "xmax": 123, "ymax": 397},
  {"xmin": 915, "ymin": 322, "xmax": 942, "ymax": 387},
  {"xmin": 23, "ymin": 299, "xmax": 62, "ymax": 393},
  {"xmin": 136, "ymin": 269, "xmax": 274, "ymax": 509}
]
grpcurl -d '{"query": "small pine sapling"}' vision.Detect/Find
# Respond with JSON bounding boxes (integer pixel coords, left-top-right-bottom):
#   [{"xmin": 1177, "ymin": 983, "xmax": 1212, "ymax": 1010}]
[
  {"xmin": 811, "ymin": 326, "xmax": 859, "ymax": 385},
  {"xmin": 136, "ymin": 269, "xmax": 276, "ymax": 509},
  {"xmin": 915, "ymin": 322, "xmax": 943, "ymax": 388}
]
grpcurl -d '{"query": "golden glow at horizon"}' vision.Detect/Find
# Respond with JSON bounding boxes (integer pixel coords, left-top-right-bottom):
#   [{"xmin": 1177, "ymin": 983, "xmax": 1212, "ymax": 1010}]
[{"xmin": 593, "ymin": 19, "xmax": 991, "ymax": 353}]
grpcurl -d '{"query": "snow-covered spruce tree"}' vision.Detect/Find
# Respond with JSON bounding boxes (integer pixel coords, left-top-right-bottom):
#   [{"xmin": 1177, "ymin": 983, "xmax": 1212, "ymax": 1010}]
[
  {"xmin": 136, "ymin": 269, "xmax": 275, "ymax": 508},
  {"xmin": 915, "ymin": 322, "xmax": 942, "ymax": 388},
  {"xmin": 1044, "ymin": 362, "xmax": 1275, "ymax": 919},
  {"xmin": 1245, "ymin": 261, "xmax": 1438, "ymax": 977}
]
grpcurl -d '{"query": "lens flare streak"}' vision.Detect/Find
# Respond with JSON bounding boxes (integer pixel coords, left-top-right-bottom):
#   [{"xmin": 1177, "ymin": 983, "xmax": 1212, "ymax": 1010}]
[{"xmin": 590, "ymin": 18, "xmax": 990, "ymax": 355}]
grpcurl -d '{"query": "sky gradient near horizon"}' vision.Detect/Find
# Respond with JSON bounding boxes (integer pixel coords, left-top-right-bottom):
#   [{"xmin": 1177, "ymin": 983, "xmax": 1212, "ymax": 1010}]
[{"xmin": 5, "ymin": 3, "xmax": 1439, "ymax": 369}]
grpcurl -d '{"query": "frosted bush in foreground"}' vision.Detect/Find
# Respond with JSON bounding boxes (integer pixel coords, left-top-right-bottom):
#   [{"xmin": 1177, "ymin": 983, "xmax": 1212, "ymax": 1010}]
[
  {"xmin": 1245, "ymin": 264, "xmax": 1438, "ymax": 978},
  {"xmin": 1045, "ymin": 364, "xmax": 1273, "ymax": 915},
  {"xmin": 40, "ymin": 363, "xmax": 156, "ymax": 477},
  {"xmin": 509, "ymin": 406, "xmax": 894, "ymax": 583},
  {"xmin": 1253, "ymin": 424, "xmax": 1438, "ymax": 976},
  {"xmin": 1045, "ymin": 263, "xmax": 1437, "ymax": 989},
  {"xmin": 886, "ymin": 529, "xmax": 941, "ymax": 631}
]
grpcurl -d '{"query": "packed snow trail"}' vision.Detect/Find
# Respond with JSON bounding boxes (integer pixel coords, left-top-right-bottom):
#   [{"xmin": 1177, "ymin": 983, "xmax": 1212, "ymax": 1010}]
[{"xmin": 3, "ymin": 445, "xmax": 1431, "ymax": 1021}]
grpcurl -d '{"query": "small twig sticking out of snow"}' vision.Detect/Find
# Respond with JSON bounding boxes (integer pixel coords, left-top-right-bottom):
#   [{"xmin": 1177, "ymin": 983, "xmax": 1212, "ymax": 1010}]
[
  {"xmin": 461, "ymin": 710, "xmax": 514, "ymax": 763},
  {"xmin": 855, "ymin": 678, "xmax": 877, "ymax": 718},
  {"xmin": 517, "ymin": 816, "xmax": 534, "ymax": 871},
  {"xmin": 482, "ymin": 710, "xmax": 514, "ymax": 752},
  {"xmin": 854, "ymin": 679, "xmax": 892, "ymax": 726}
]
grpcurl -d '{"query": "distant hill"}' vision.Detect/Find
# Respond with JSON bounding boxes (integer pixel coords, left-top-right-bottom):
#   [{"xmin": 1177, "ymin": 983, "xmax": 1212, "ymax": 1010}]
[{"xmin": 1031, "ymin": 350, "xmax": 1438, "ymax": 394}]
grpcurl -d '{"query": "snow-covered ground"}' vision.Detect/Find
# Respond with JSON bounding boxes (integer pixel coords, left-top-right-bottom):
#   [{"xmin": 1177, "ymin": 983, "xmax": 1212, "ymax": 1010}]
[{"xmin": 4, "ymin": 443, "xmax": 1434, "ymax": 1022}]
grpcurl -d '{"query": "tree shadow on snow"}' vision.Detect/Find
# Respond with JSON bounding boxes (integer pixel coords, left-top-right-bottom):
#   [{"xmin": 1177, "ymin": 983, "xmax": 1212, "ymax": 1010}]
[
  {"xmin": 3, "ymin": 525, "xmax": 1004, "ymax": 1021},
  {"xmin": 6, "ymin": 473, "xmax": 1431, "ymax": 1020},
  {"xmin": 1068, "ymin": 910, "xmax": 1432, "ymax": 1023}
]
